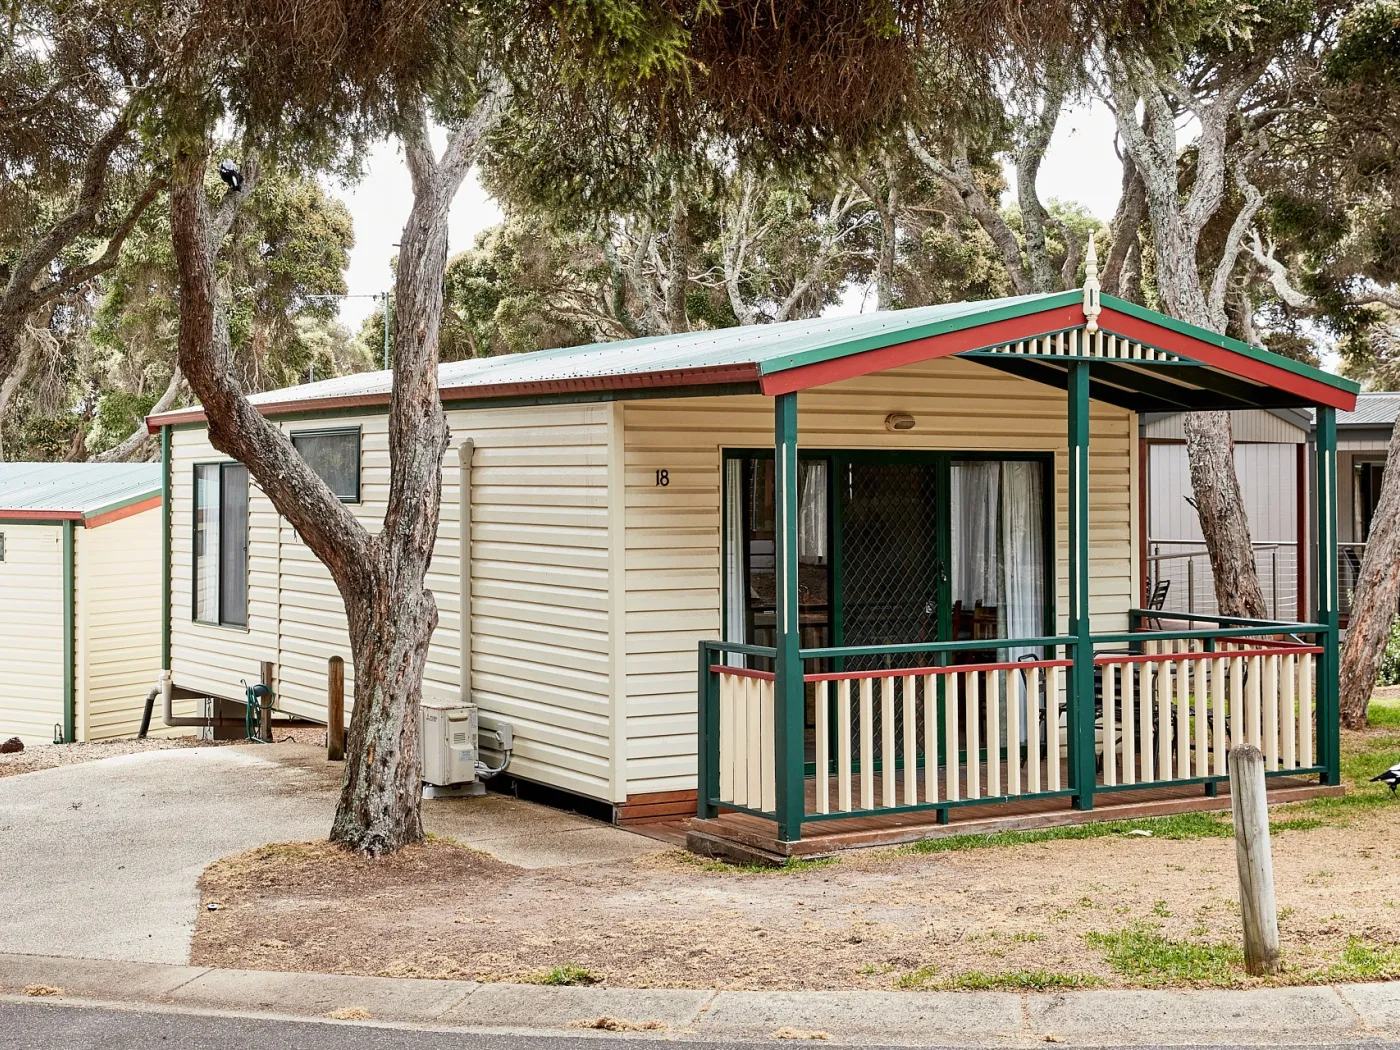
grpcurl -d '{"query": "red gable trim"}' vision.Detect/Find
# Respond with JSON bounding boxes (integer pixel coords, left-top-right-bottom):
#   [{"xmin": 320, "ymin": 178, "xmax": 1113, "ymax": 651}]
[
  {"xmin": 759, "ymin": 304, "xmax": 1358, "ymax": 411},
  {"xmin": 84, "ymin": 494, "xmax": 162, "ymax": 529},
  {"xmin": 758, "ymin": 305, "xmax": 1087, "ymax": 395},
  {"xmin": 0, "ymin": 509, "xmax": 82, "ymax": 522},
  {"xmin": 1096, "ymin": 307, "xmax": 1357, "ymax": 411}
]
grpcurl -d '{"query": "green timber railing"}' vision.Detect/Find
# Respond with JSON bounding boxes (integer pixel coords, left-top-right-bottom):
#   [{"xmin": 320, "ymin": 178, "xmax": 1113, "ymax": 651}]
[{"xmin": 697, "ymin": 615, "xmax": 1339, "ymax": 840}]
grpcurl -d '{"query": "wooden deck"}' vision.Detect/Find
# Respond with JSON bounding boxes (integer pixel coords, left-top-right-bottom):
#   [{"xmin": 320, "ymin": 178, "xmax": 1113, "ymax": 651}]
[{"xmin": 687, "ymin": 773, "xmax": 1342, "ymax": 861}]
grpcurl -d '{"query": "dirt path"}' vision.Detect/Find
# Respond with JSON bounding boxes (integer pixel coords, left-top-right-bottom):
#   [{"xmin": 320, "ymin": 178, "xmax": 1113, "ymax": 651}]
[{"xmin": 193, "ymin": 800, "xmax": 1400, "ymax": 990}]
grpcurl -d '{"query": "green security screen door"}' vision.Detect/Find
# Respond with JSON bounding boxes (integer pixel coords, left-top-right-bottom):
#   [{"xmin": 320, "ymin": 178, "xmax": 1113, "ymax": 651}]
[
  {"xmin": 836, "ymin": 457, "xmax": 944, "ymax": 670},
  {"xmin": 724, "ymin": 450, "xmax": 1049, "ymax": 664}
]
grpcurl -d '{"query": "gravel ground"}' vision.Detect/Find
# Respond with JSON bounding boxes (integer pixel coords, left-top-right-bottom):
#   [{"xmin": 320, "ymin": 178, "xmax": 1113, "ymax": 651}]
[
  {"xmin": 0, "ymin": 737, "xmax": 223, "ymax": 778},
  {"xmin": 0, "ymin": 723, "xmax": 327, "ymax": 779}
]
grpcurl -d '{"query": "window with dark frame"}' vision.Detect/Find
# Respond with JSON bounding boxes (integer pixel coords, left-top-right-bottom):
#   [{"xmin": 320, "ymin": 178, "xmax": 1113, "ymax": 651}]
[
  {"xmin": 193, "ymin": 462, "xmax": 249, "ymax": 628},
  {"xmin": 291, "ymin": 427, "xmax": 361, "ymax": 503}
]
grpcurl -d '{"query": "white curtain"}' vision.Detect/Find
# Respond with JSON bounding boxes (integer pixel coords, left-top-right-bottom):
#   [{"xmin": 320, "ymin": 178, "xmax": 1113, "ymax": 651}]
[
  {"xmin": 723, "ymin": 457, "xmax": 745, "ymax": 666},
  {"xmin": 798, "ymin": 461, "xmax": 828, "ymax": 563},
  {"xmin": 950, "ymin": 462, "xmax": 1000, "ymax": 607},
  {"xmin": 1000, "ymin": 461, "xmax": 1044, "ymax": 741}
]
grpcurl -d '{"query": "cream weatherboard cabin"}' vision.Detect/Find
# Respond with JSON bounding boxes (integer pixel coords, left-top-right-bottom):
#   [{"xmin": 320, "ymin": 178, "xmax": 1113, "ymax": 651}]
[
  {"xmin": 0, "ymin": 464, "xmax": 166, "ymax": 745},
  {"xmin": 147, "ymin": 278, "xmax": 1358, "ymax": 851}
]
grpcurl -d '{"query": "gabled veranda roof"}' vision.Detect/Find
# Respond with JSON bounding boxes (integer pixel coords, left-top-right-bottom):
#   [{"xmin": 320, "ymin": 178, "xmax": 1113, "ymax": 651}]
[{"xmin": 147, "ymin": 289, "xmax": 1358, "ymax": 429}]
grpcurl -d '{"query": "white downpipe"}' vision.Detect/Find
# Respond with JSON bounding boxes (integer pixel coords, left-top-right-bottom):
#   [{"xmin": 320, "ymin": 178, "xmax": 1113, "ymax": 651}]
[{"xmin": 458, "ymin": 439, "xmax": 474, "ymax": 706}]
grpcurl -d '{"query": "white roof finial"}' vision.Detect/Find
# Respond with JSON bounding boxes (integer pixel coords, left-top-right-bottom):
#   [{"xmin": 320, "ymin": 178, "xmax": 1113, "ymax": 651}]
[{"xmin": 1083, "ymin": 230, "xmax": 1102, "ymax": 335}]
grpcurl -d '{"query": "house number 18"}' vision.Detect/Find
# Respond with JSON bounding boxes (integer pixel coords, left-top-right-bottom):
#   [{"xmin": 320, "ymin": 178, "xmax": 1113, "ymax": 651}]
[{"xmin": 655, "ymin": 469, "xmax": 670, "ymax": 487}]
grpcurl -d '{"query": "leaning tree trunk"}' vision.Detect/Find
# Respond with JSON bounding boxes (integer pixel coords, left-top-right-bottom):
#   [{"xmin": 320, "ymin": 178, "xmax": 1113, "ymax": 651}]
[
  {"xmin": 1339, "ymin": 415, "xmax": 1400, "ymax": 728},
  {"xmin": 169, "ymin": 91, "xmax": 505, "ymax": 856},
  {"xmin": 1152, "ymin": 209, "xmax": 1268, "ymax": 619}
]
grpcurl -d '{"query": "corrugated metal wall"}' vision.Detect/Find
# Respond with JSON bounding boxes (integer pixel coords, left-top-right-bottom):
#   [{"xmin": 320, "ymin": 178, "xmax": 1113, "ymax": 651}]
[{"xmin": 1146, "ymin": 442, "xmax": 1301, "ymax": 619}]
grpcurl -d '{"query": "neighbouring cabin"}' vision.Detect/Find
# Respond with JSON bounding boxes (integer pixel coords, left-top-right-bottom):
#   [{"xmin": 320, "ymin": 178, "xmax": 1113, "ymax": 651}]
[
  {"xmin": 0, "ymin": 464, "xmax": 170, "ymax": 745},
  {"xmin": 146, "ymin": 279, "xmax": 1358, "ymax": 850},
  {"xmin": 1145, "ymin": 393, "xmax": 1398, "ymax": 625}
]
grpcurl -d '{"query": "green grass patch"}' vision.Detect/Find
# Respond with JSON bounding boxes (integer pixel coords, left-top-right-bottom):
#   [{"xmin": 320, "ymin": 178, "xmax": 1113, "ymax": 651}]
[
  {"xmin": 899, "ymin": 811, "xmax": 1231, "ymax": 855},
  {"xmin": 1269, "ymin": 816, "xmax": 1329, "ymax": 833},
  {"xmin": 526, "ymin": 965, "xmax": 601, "ymax": 987},
  {"xmin": 1369, "ymin": 698, "xmax": 1400, "ymax": 729},
  {"xmin": 891, "ymin": 964, "xmax": 940, "ymax": 989},
  {"xmin": 1087, "ymin": 924, "xmax": 1242, "ymax": 985},
  {"xmin": 1308, "ymin": 936, "xmax": 1400, "ymax": 982},
  {"xmin": 945, "ymin": 970, "xmax": 1099, "ymax": 991}
]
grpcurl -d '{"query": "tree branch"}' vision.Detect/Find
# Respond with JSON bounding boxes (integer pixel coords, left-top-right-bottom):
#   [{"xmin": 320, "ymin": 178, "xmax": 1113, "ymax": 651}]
[
  {"xmin": 1248, "ymin": 230, "xmax": 1314, "ymax": 310},
  {"xmin": 1208, "ymin": 150, "xmax": 1265, "ymax": 332},
  {"xmin": 170, "ymin": 145, "xmax": 367, "ymax": 577},
  {"xmin": 905, "ymin": 124, "xmax": 1031, "ymax": 295},
  {"xmin": 94, "ymin": 366, "xmax": 185, "ymax": 463}
]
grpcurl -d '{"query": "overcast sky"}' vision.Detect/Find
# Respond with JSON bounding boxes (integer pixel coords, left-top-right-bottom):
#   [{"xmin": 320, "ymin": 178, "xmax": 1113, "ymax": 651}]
[{"xmin": 332, "ymin": 98, "xmax": 1124, "ymax": 331}]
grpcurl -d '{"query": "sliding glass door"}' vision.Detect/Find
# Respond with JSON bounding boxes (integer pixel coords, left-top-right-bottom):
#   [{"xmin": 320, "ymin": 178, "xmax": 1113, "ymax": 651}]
[{"xmin": 723, "ymin": 449, "xmax": 1051, "ymax": 657}]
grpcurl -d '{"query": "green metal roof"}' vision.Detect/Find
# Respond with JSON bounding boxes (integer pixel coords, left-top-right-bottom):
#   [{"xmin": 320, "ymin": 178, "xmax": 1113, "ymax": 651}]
[
  {"xmin": 147, "ymin": 291, "xmax": 1359, "ymax": 427},
  {"xmin": 0, "ymin": 463, "xmax": 161, "ymax": 519}
]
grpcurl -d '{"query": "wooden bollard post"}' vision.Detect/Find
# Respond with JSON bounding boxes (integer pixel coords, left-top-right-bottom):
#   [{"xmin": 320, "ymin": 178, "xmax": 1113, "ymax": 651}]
[
  {"xmin": 1229, "ymin": 743, "xmax": 1279, "ymax": 975},
  {"xmin": 327, "ymin": 655, "xmax": 345, "ymax": 761},
  {"xmin": 259, "ymin": 660, "xmax": 275, "ymax": 743}
]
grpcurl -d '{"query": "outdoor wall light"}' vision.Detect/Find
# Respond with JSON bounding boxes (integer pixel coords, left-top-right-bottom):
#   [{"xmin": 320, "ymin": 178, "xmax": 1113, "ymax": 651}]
[{"xmin": 884, "ymin": 412, "xmax": 916, "ymax": 432}]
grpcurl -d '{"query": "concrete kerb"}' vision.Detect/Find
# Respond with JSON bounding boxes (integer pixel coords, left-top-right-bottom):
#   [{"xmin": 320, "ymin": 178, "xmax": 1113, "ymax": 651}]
[{"xmin": 1, "ymin": 954, "xmax": 1399, "ymax": 1044}]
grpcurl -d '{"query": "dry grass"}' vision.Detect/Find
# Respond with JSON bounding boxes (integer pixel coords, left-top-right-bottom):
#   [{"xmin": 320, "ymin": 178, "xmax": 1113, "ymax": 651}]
[
  {"xmin": 326, "ymin": 1006, "xmax": 372, "ymax": 1020},
  {"xmin": 568, "ymin": 1016, "xmax": 666, "ymax": 1031},
  {"xmin": 192, "ymin": 720, "xmax": 1400, "ymax": 992}
]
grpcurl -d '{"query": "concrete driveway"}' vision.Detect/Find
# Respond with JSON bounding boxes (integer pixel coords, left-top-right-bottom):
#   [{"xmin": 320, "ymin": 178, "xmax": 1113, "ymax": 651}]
[
  {"xmin": 0, "ymin": 743, "xmax": 661, "ymax": 966},
  {"xmin": 0, "ymin": 746, "xmax": 336, "ymax": 965}
]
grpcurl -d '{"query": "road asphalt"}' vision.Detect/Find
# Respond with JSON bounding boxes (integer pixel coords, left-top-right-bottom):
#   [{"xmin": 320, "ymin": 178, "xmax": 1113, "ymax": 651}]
[{"xmin": 4, "ymin": 1000, "xmax": 1398, "ymax": 1050}]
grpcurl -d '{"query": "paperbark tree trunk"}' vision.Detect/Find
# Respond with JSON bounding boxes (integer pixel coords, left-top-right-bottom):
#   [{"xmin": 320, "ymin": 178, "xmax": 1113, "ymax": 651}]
[
  {"xmin": 1109, "ymin": 61, "xmax": 1269, "ymax": 619},
  {"xmin": 168, "ymin": 89, "xmax": 506, "ymax": 856},
  {"xmin": 1339, "ymin": 416, "xmax": 1400, "ymax": 728}
]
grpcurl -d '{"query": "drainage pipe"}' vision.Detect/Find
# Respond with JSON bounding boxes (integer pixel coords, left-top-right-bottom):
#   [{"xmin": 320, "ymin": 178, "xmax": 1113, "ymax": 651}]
[
  {"xmin": 157, "ymin": 669, "xmax": 215, "ymax": 729},
  {"xmin": 458, "ymin": 439, "xmax": 474, "ymax": 707}
]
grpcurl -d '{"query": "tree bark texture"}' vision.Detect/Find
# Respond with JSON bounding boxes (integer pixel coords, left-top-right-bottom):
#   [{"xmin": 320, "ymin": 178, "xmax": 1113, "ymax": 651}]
[
  {"xmin": 1339, "ymin": 416, "xmax": 1400, "ymax": 728},
  {"xmin": 664, "ymin": 191, "xmax": 690, "ymax": 334},
  {"xmin": 1184, "ymin": 412, "xmax": 1269, "ymax": 618},
  {"xmin": 1108, "ymin": 59, "xmax": 1267, "ymax": 618},
  {"xmin": 1102, "ymin": 155, "xmax": 1145, "ymax": 297},
  {"xmin": 168, "ymin": 89, "xmax": 506, "ymax": 856}
]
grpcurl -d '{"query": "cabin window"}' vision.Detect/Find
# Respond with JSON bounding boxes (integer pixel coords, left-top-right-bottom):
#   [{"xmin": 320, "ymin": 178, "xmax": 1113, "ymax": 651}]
[
  {"xmin": 193, "ymin": 462, "xmax": 249, "ymax": 628},
  {"xmin": 0, "ymin": 532, "xmax": 5, "ymax": 561},
  {"xmin": 291, "ymin": 427, "xmax": 360, "ymax": 502}
]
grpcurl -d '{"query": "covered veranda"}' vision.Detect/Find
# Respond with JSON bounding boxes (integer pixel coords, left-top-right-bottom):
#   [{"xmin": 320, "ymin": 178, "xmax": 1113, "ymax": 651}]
[{"xmin": 688, "ymin": 275, "xmax": 1359, "ymax": 859}]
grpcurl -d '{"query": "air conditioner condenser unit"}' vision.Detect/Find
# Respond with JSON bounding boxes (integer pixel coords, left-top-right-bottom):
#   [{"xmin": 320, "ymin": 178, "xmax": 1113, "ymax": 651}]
[{"xmin": 419, "ymin": 697, "xmax": 512, "ymax": 798}]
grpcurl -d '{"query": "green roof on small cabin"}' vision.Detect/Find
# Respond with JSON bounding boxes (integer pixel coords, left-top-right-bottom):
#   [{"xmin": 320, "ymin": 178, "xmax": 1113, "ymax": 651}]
[
  {"xmin": 147, "ymin": 291, "xmax": 1359, "ymax": 429},
  {"xmin": 0, "ymin": 463, "xmax": 161, "ymax": 521}
]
